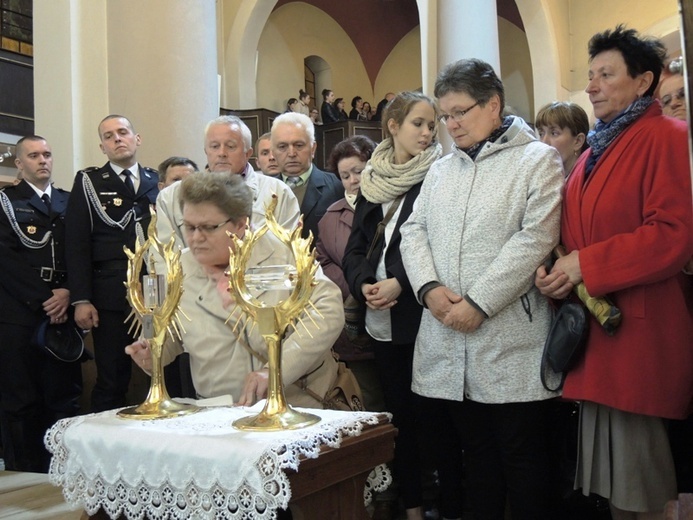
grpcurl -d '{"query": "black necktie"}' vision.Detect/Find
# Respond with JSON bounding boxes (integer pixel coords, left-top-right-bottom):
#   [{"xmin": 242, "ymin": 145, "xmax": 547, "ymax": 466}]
[
  {"xmin": 122, "ymin": 169, "xmax": 135, "ymax": 194},
  {"xmin": 41, "ymin": 193, "xmax": 51, "ymax": 213}
]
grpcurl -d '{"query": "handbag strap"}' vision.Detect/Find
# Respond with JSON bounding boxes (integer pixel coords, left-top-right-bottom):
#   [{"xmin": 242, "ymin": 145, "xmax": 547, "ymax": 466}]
[
  {"xmin": 365, "ymin": 195, "xmax": 404, "ymax": 260},
  {"xmin": 540, "ymin": 351, "xmax": 566, "ymax": 392}
]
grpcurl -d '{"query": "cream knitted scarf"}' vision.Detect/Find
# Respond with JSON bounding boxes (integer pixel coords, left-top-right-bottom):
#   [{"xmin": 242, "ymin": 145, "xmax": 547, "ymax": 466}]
[{"xmin": 359, "ymin": 138, "xmax": 443, "ymax": 204}]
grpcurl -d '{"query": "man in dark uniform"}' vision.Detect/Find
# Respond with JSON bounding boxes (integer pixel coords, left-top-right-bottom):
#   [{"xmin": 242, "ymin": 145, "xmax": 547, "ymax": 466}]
[
  {"xmin": 0, "ymin": 135, "xmax": 82, "ymax": 471},
  {"xmin": 65, "ymin": 115, "xmax": 159, "ymax": 412}
]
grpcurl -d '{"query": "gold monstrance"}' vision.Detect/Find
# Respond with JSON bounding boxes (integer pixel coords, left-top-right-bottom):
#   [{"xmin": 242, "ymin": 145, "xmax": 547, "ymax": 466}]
[
  {"xmin": 118, "ymin": 210, "xmax": 199, "ymax": 419},
  {"xmin": 227, "ymin": 196, "xmax": 321, "ymax": 431}
]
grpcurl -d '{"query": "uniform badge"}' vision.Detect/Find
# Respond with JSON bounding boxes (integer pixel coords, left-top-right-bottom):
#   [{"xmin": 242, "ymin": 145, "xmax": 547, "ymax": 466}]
[
  {"xmin": 27, "ymin": 225, "xmax": 37, "ymax": 234},
  {"xmin": 113, "ymin": 198, "xmax": 123, "ymax": 206}
]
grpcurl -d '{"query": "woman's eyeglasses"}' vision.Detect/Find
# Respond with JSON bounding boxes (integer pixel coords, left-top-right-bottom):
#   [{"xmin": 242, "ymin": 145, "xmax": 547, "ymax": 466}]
[
  {"xmin": 662, "ymin": 87, "xmax": 685, "ymax": 108},
  {"xmin": 439, "ymin": 102, "xmax": 479, "ymax": 124},
  {"xmin": 183, "ymin": 218, "xmax": 232, "ymax": 235}
]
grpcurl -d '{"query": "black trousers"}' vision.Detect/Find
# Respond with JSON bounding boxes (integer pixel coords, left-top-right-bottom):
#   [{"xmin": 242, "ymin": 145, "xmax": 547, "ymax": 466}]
[
  {"xmin": 90, "ymin": 309, "xmax": 135, "ymax": 412},
  {"xmin": 0, "ymin": 322, "xmax": 82, "ymax": 472},
  {"xmin": 418, "ymin": 395, "xmax": 465, "ymax": 518},
  {"xmin": 373, "ymin": 340, "xmax": 423, "ymax": 509},
  {"xmin": 374, "ymin": 341, "xmax": 466, "ymax": 516},
  {"xmin": 670, "ymin": 415, "xmax": 693, "ymax": 492},
  {"xmin": 448, "ymin": 398, "xmax": 553, "ymax": 520}
]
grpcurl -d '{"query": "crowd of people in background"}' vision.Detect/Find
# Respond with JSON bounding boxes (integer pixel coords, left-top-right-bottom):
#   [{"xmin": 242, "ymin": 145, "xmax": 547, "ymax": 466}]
[
  {"xmin": 0, "ymin": 23, "xmax": 691, "ymax": 520},
  {"xmin": 281, "ymin": 88, "xmax": 396, "ymax": 124}
]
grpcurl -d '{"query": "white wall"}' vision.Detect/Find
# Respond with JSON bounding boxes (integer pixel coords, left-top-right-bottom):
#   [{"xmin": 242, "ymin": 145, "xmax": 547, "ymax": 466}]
[{"xmin": 256, "ymin": 3, "xmax": 374, "ymax": 112}]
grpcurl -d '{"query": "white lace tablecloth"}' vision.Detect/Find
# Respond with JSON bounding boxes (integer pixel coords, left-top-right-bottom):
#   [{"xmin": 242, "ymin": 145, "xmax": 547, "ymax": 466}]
[{"xmin": 45, "ymin": 402, "xmax": 392, "ymax": 519}]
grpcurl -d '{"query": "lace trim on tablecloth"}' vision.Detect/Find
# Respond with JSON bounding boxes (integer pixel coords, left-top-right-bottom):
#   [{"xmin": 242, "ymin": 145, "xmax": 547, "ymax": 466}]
[{"xmin": 45, "ymin": 408, "xmax": 392, "ymax": 520}]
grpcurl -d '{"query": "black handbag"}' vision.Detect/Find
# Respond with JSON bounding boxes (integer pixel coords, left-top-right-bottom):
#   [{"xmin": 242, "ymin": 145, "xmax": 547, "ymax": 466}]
[{"xmin": 540, "ymin": 302, "xmax": 589, "ymax": 391}]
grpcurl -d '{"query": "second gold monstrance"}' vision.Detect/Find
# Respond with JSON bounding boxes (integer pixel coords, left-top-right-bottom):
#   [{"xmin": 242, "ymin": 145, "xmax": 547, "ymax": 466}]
[{"xmin": 226, "ymin": 197, "xmax": 322, "ymax": 431}]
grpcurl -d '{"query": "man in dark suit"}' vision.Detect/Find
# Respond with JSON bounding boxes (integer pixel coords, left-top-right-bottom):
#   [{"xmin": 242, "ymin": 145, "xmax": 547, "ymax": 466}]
[
  {"xmin": 65, "ymin": 115, "xmax": 159, "ymax": 412},
  {"xmin": 372, "ymin": 92, "xmax": 395, "ymax": 122},
  {"xmin": 271, "ymin": 112, "xmax": 343, "ymax": 242},
  {"xmin": 0, "ymin": 135, "xmax": 82, "ymax": 471}
]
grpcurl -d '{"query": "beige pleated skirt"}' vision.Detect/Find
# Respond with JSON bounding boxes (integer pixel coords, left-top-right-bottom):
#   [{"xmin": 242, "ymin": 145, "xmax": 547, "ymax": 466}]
[{"xmin": 575, "ymin": 401, "xmax": 677, "ymax": 512}]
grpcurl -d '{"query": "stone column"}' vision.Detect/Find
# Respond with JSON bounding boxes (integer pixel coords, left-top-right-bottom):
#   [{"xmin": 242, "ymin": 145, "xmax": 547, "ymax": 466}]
[
  {"xmin": 34, "ymin": 0, "xmax": 218, "ymax": 188},
  {"xmin": 437, "ymin": 0, "xmax": 500, "ymax": 72},
  {"xmin": 417, "ymin": 0, "xmax": 501, "ymax": 151}
]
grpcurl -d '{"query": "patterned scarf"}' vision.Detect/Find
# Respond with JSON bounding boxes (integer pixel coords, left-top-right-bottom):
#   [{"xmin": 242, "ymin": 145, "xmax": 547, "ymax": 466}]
[
  {"xmin": 359, "ymin": 138, "xmax": 443, "ymax": 204},
  {"xmin": 585, "ymin": 96, "xmax": 654, "ymax": 175},
  {"xmin": 460, "ymin": 116, "xmax": 513, "ymax": 161}
]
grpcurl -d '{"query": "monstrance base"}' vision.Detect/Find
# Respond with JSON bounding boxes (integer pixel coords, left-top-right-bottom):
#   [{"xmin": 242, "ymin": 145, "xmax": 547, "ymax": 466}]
[
  {"xmin": 233, "ymin": 406, "xmax": 321, "ymax": 431},
  {"xmin": 117, "ymin": 399, "xmax": 200, "ymax": 420}
]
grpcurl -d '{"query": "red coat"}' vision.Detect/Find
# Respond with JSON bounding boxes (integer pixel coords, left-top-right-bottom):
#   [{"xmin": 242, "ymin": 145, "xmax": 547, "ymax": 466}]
[{"xmin": 562, "ymin": 103, "xmax": 693, "ymax": 420}]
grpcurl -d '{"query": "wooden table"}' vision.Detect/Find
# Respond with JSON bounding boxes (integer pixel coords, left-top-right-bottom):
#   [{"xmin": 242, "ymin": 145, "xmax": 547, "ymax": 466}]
[
  {"xmin": 286, "ymin": 419, "xmax": 395, "ymax": 519},
  {"xmin": 42, "ymin": 406, "xmax": 395, "ymax": 520}
]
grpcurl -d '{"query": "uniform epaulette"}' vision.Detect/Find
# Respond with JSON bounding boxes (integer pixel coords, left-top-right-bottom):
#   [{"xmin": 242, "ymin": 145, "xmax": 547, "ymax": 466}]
[
  {"xmin": 77, "ymin": 166, "xmax": 101, "ymax": 176},
  {"xmin": 143, "ymin": 166, "xmax": 159, "ymax": 175}
]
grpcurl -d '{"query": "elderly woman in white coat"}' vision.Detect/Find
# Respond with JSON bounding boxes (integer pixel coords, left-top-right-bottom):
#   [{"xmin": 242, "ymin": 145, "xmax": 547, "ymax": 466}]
[
  {"xmin": 400, "ymin": 59, "xmax": 564, "ymax": 520},
  {"xmin": 126, "ymin": 171, "xmax": 342, "ymax": 407}
]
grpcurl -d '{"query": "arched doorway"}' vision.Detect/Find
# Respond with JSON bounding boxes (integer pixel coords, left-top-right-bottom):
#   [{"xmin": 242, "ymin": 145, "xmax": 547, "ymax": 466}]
[{"xmin": 305, "ymin": 55, "xmax": 331, "ymax": 112}]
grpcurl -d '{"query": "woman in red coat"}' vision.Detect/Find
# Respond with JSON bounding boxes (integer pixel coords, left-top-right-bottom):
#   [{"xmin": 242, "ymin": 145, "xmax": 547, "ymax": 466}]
[{"xmin": 536, "ymin": 26, "xmax": 693, "ymax": 519}]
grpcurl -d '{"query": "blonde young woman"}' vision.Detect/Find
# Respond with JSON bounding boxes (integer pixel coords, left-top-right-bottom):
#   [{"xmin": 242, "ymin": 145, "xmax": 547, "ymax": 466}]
[{"xmin": 343, "ymin": 91, "xmax": 463, "ymax": 520}]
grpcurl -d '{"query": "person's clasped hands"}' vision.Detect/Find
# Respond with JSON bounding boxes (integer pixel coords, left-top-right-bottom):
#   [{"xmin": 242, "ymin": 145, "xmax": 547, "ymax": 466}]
[{"xmin": 423, "ymin": 286, "xmax": 484, "ymax": 333}]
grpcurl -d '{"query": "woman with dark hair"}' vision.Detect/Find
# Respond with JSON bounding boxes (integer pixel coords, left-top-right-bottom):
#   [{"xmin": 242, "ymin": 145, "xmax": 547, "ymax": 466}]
[
  {"xmin": 343, "ymin": 91, "xmax": 459, "ymax": 520},
  {"xmin": 298, "ymin": 89, "xmax": 311, "ymax": 116},
  {"xmin": 349, "ymin": 96, "xmax": 363, "ymax": 120},
  {"xmin": 401, "ymin": 59, "xmax": 564, "ymax": 520},
  {"xmin": 320, "ymin": 89, "xmax": 341, "ymax": 124},
  {"xmin": 309, "ymin": 107, "xmax": 321, "ymax": 125},
  {"xmin": 535, "ymin": 101, "xmax": 590, "ymax": 175},
  {"xmin": 334, "ymin": 98, "xmax": 349, "ymax": 120},
  {"xmin": 362, "ymin": 101, "xmax": 373, "ymax": 121},
  {"xmin": 536, "ymin": 26, "xmax": 693, "ymax": 519},
  {"xmin": 284, "ymin": 98, "xmax": 299, "ymax": 113},
  {"xmin": 315, "ymin": 136, "xmax": 383, "ymax": 412}
]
